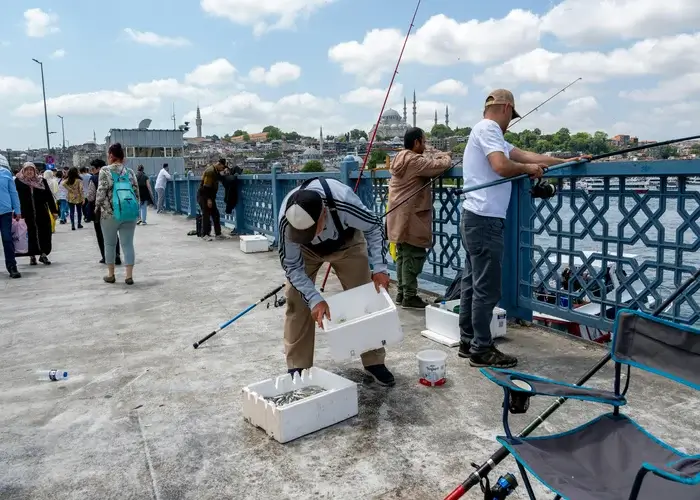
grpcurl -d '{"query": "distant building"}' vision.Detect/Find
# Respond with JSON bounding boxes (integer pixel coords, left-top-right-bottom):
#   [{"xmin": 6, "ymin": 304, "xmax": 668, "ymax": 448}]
[
  {"xmin": 107, "ymin": 128, "xmax": 185, "ymax": 175},
  {"xmin": 231, "ymin": 132, "xmax": 269, "ymax": 143},
  {"xmin": 195, "ymin": 106, "xmax": 203, "ymax": 138}
]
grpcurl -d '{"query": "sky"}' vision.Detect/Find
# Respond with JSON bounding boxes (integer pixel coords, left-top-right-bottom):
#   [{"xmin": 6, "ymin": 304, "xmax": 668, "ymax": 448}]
[{"xmin": 1, "ymin": 0, "xmax": 699, "ymax": 150}]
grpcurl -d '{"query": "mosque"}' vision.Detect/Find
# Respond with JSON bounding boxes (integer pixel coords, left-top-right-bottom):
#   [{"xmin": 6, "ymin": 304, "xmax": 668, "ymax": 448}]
[{"xmin": 369, "ymin": 91, "xmax": 449, "ymax": 140}]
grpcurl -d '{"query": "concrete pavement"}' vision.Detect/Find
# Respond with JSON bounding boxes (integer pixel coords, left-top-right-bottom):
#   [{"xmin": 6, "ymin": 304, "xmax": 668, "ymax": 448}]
[{"xmin": 1, "ymin": 212, "xmax": 697, "ymax": 500}]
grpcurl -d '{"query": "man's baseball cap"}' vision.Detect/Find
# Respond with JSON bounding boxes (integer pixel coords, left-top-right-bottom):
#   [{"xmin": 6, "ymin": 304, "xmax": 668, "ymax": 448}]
[
  {"xmin": 284, "ymin": 189, "xmax": 324, "ymax": 244},
  {"xmin": 485, "ymin": 89, "xmax": 521, "ymax": 119}
]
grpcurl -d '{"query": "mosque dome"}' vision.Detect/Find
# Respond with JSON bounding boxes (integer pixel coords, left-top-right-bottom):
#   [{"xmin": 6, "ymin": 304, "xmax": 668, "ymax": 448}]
[{"xmin": 381, "ymin": 109, "xmax": 401, "ymax": 120}]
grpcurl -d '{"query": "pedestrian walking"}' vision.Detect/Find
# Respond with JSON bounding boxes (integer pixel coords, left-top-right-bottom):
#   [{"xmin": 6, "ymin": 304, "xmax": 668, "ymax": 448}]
[
  {"xmin": 87, "ymin": 159, "xmax": 121, "ymax": 264},
  {"xmin": 154, "ymin": 163, "xmax": 171, "ymax": 213},
  {"xmin": 135, "ymin": 165, "xmax": 154, "ymax": 225},
  {"xmin": 0, "ymin": 154, "xmax": 22, "ymax": 278}
]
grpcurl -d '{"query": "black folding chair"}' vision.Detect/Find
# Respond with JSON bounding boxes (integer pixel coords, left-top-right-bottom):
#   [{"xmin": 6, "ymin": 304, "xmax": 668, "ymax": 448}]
[{"xmin": 481, "ymin": 309, "xmax": 700, "ymax": 500}]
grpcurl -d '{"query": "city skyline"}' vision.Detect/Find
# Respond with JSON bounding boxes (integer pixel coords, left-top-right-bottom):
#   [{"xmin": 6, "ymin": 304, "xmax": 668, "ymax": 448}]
[{"xmin": 1, "ymin": 0, "xmax": 699, "ymax": 150}]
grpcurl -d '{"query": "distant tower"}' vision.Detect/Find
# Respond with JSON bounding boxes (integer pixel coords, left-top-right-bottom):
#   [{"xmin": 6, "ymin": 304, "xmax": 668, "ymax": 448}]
[
  {"xmin": 319, "ymin": 126, "xmax": 324, "ymax": 156},
  {"xmin": 195, "ymin": 105, "xmax": 203, "ymax": 138},
  {"xmin": 445, "ymin": 105, "xmax": 449, "ymax": 128},
  {"xmin": 434, "ymin": 110, "xmax": 438, "ymax": 127},
  {"xmin": 412, "ymin": 90, "xmax": 417, "ymax": 128},
  {"xmin": 403, "ymin": 97, "xmax": 407, "ymax": 123}
]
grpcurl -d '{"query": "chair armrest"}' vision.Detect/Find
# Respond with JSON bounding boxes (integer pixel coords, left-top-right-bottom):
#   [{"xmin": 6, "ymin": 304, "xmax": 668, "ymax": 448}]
[
  {"xmin": 642, "ymin": 457, "xmax": 700, "ymax": 486},
  {"xmin": 480, "ymin": 367, "xmax": 626, "ymax": 406}
]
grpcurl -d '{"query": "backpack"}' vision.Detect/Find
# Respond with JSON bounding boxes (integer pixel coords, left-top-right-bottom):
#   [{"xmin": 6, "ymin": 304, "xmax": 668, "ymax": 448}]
[{"xmin": 111, "ymin": 169, "xmax": 139, "ymax": 222}]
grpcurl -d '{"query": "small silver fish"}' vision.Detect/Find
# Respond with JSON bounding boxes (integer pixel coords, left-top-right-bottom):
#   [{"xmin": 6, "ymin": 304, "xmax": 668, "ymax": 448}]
[{"xmin": 264, "ymin": 385, "xmax": 326, "ymax": 407}]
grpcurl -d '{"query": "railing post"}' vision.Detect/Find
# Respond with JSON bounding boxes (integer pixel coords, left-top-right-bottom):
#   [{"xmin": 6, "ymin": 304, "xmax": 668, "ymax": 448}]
[
  {"xmin": 271, "ymin": 162, "xmax": 283, "ymax": 241},
  {"xmin": 501, "ymin": 178, "xmax": 533, "ymax": 321},
  {"xmin": 174, "ymin": 179, "xmax": 182, "ymax": 213},
  {"xmin": 188, "ymin": 179, "xmax": 197, "ymax": 218},
  {"xmin": 339, "ymin": 156, "xmax": 357, "ymax": 188}
]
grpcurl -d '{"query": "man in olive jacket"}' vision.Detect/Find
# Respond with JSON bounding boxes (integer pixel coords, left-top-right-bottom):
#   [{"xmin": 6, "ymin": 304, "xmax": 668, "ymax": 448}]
[{"xmin": 386, "ymin": 127, "xmax": 452, "ymax": 309}]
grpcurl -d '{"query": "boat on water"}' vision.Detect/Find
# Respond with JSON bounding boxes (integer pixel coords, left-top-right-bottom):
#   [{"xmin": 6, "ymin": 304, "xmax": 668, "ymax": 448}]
[
  {"xmin": 584, "ymin": 177, "xmax": 651, "ymax": 194},
  {"xmin": 532, "ymin": 251, "xmax": 655, "ymax": 343}
]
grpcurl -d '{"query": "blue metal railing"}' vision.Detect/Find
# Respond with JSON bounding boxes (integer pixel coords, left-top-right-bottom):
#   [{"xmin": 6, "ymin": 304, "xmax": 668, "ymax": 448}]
[{"xmin": 158, "ymin": 157, "xmax": 700, "ymax": 332}]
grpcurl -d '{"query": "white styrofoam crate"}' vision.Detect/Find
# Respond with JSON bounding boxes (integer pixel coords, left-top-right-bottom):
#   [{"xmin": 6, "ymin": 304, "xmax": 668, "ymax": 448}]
[
  {"xmin": 241, "ymin": 367, "xmax": 358, "ymax": 444},
  {"xmin": 322, "ymin": 283, "xmax": 404, "ymax": 361},
  {"xmin": 422, "ymin": 300, "xmax": 507, "ymax": 347},
  {"xmin": 239, "ymin": 234, "xmax": 270, "ymax": 253}
]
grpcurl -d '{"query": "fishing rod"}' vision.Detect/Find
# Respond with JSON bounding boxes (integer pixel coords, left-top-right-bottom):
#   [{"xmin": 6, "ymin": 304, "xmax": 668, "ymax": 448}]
[
  {"xmin": 383, "ymin": 77, "xmax": 583, "ymax": 218},
  {"xmin": 319, "ymin": 0, "xmax": 421, "ymax": 293},
  {"xmin": 444, "ymin": 265, "xmax": 700, "ymax": 499}
]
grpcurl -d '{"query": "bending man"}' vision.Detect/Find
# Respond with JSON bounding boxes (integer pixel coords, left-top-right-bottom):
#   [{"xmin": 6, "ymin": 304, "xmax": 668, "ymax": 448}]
[{"xmin": 278, "ymin": 177, "xmax": 394, "ymax": 386}]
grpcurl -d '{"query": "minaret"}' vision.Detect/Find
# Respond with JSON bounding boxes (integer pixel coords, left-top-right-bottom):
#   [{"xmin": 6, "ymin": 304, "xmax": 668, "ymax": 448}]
[
  {"xmin": 93, "ymin": 130, "xmax": 96, "ymax": 143},
  {"xmin": 412, "ymin": 90, "xmax": 417, "ymax": 128},
  {"xmin": 445, "ymin": 105, "xmax": 449, "ymax": 128},
  {"xmin": 195, "ymin": 105, "xmax": 203, "ymax": 138},
  {"xmin": 403, "ymin": 97, "xmax": 407, "ymax": 123},
  {"xmin": 434, "ymin": 110, "xmax": 438, "ymax": 127},
  {"xmin": 319, "ymin": 126, "xmax": 323, "ymax": 156}
]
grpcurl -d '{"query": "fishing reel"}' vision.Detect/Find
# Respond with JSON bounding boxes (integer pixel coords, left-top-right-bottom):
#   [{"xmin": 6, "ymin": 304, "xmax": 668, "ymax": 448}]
[
  {"xmin": 472, "ymin": 463, "xmax": 519, "ymax": 500},
  {"xmin": 530, "ymin": 179, "xmax": 557, "ymax": 199},
  {"xmin": 266, "ymin": 292, "xmax": 286, "ymax": 309}
]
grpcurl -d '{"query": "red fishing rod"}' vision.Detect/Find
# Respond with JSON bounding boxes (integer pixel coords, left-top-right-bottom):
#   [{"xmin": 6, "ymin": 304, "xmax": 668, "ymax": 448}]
[{"xmin": 319, "ymin": 0, "xmax": 422, "ymax": 293}]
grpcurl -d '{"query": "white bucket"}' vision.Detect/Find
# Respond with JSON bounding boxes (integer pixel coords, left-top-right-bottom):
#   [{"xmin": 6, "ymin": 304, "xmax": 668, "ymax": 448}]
[{"xmin": 416, "ymin": 349, "xmax": 448, "ymax": 386}]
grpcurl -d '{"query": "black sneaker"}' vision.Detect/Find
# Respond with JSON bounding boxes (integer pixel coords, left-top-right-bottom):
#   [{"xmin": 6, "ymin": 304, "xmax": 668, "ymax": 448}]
[
  {"xmin": 396, "ymin": 292, "xmax": 404, "ymax": 304},
  {"xmin": 458, "ymin": 343, "xmax": 472, "ymax": 358},
  {"xmin": 9, "ymin": 267, "xmax": 21, "ymax": 279},
  {"xmin": 99, "ymin": 258, "xmax": 105, "ymax": 264},
  {"xmin": 469, "ymin": 346, "xmax": 518, "ymax": 368},
  {"xmin": 364, "ymin": 364, "xmax": 395, "ymax": 387},
  {"xmin": 401, "ymin": 295, "xmax": 429, "ymax": 310},
  {"xmin": 115, "ymin": 258, "xmax": 122, "ymax": 266}
]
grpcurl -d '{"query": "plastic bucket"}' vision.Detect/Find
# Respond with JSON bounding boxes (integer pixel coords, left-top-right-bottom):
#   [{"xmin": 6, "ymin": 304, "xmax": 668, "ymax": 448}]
[{"xmin": 416, "ymin": 349, "xmax": 447, "ymax": 386}]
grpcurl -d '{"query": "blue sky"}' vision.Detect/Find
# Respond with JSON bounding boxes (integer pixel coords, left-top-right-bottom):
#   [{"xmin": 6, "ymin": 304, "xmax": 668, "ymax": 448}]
[{"xmin": 1, "ymin": 0, "xmax": 699, "ymax": 150}]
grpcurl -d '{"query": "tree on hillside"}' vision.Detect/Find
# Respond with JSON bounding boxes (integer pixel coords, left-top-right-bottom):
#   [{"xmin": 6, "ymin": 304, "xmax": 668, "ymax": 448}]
[
  {"xmin": 349, "ymin": 129, "xmax": 368, "ymax": 141},
  {"xmin": 499, "ymin": 128, "xmax": 614, "ymax": 155},
  {"xmin": 264, "ymin": 151, "xmax": 282, "ymax": 160},
  {"xmin": 452, "ymin": 143, "xmax": 466, "ymax": 154},
  {"xmin": 301, "ymin": 160, "xmax": 324, "ymax": 172},
  {"xmin": 658, "ymin": 145, "xmax": 678, "ymax": 159},
  {"xmin": 285, "ymin": 131, "xmax": 301, "ymax": 141},
  {"xmin": 690, "ymin": 144, "xmax": 700, "ymax": 155},
  {"xmin": 242, "ymin": 133, "xmax": 250, "ymax": 142},
  {"xmin": 452, "ymin": 126, "xmax": 471, "ymax": 137},
  {"xmin": 233, "ymin": 129, "xmax": 247, "ymax": 137},
  {"xmin": 430, "ymin": 124, "xmax": 453, "ymax": 138},
  {"xmin": 262, "ymin": 125, "xmax": 283, "ymax": 140},
  {"xmin": 367, "ymin": 149, "xmax": 387, "ymax": 170}
]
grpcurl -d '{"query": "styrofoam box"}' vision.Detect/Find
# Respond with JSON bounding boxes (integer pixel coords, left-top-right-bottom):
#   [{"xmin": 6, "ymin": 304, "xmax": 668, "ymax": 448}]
[
  {"xmin": 241, "ymin": 367, "xmax": 358, "ymax": 443},
  {"xmin": 322, "ymin": 282, "xmax": 404, "ymax": 361},
  {"xmin": 422, "ymin": 300, "xmax": 507, "ymax": 347},
  {"xmin": 239, "ymin": 234, "xmax": 269, "ymax": 253}
]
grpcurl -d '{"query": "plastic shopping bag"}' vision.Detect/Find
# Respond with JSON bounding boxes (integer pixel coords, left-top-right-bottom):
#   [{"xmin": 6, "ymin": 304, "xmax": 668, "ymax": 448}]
[{"xmin": 12, "ymin": 218, "xmax": 29, "ymax": 254}]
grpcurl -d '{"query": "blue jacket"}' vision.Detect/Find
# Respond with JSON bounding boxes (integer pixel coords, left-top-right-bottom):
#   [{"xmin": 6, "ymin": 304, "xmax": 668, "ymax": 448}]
[{"xmin": 0, "ymin": 167, "xmax": 21, "ymax": 216}]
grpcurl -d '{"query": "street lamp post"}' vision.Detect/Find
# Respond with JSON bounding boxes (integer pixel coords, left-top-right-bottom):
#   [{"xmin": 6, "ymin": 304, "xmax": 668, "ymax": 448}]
[
  {"xmin": 31, "ymin": 58, "xmax": 51, "ymax": 153},
  {"xmin": 57, "ymin": 115, "xmax": 65, "ymax": 150}
]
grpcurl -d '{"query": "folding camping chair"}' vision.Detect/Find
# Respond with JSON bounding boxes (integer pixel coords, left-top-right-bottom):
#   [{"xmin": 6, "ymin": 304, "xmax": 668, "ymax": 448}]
[{"xmin": 480, "ymin": 309, "xmax": 700, "ymax": 500}]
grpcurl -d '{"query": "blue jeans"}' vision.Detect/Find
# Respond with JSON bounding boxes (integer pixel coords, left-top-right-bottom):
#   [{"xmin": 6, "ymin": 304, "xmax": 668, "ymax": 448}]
[
  {"xmin": 101, "ymin": 218, "xmax": 136, "ymax": 265},
  {"xmin": 458, "ymin": 209, "xmax": 505, "ymax": 354},
  {"xmin": 139, "ymin": 201, "xmax": 148, "ymax": 223},
  {"xmin": 59, "ymin": 200, "xmax": 69, "ymax": 222},
  {"xmin": 0, "ymin": 212, "xmax": 16, "ymax": 272}
]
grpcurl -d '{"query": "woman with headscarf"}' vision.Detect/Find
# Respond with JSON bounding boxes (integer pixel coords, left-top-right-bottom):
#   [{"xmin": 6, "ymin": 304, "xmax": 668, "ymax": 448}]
[{"xmin": 14, "ymin": 162, "xmax": 58, "ymax": 265}]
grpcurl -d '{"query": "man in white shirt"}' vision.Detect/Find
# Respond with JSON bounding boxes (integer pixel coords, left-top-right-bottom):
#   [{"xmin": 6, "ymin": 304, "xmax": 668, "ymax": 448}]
[
  {"xmin": 154, "ymin": 164, "xmax": 172, "ymax": 213},
  {"xmin": 459, "ymin": 89, "xmax": 587, "ymax": 368}
]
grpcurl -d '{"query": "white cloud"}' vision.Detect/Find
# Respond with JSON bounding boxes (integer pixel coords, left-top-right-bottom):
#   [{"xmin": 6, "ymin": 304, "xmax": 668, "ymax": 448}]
[
  {"xmin": 128, "ymin": 79, "xmax": 210, "ymax": 101},
  {"xmin": 620, "ymin": 73, "xmax": 700, "ymax": 102},
  {"xmin": 200, "ymin": 0, "xmax": 334, "ymax": 36},
  {"xmin": 541, "ymin": 0, "xmax": 700, "ymax": 45},
  {"xmin": 476, "ymin": 33, "xmax": 700, "ymax": 87},
  {"xmin": 183, "ymin": 91, "xmax": 339, "ymax": 135},
  {"xmin": 426, "ymin": 79, "xmax": 467, "ymax": 96},
  {"xmin": 123, "ymin": 28, "xmax": 191, "ymax": 47},
  {"xmin": 508, "ymin": 96, "xmax": 601, "ymax": 134},
  {"xmin": 14, "ymin": 91, "xmax": 159, "ymax": 117},
  {"xmin": 328, "ymin": 11, "xmax": 540, "ymax": 83},
  {"xmin": 248, "ymin": 62, "xmax": 301, "ymax": 86},
  {"xmin": 185, "ymin": 58, "xmax": 236, "ymax": 86},
  {"xmin": 0, "ymin": 76, "xmax": 39, "ymax": 96},
  {"xmin": 339, "ymin": 83, "xmax": 405, "ymax": 108},
  {"xmin": 51, "ymin": 49, "xmax": 66, "ymax": 59},
  {"xmin": 24, "ymin": 8, "xmax": 59, "ymax": 37}
]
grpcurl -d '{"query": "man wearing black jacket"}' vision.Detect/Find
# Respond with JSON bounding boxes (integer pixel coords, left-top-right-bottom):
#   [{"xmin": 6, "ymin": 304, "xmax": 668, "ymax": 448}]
[{"xmin": 198, "ymin": 158, "xmax": 227, "ymax": 241}]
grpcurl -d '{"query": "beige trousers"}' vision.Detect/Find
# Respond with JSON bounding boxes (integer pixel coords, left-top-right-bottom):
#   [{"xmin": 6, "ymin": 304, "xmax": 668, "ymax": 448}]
[{"xmin": 284, "ymin": 231, "xmax": 386, "ymax": 369}]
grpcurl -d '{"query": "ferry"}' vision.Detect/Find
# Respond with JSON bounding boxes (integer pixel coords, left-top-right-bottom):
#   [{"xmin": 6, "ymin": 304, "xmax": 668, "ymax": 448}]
[{"xmin": 585, "ymin": 177, "xmax": 650, "ymax": 193}]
